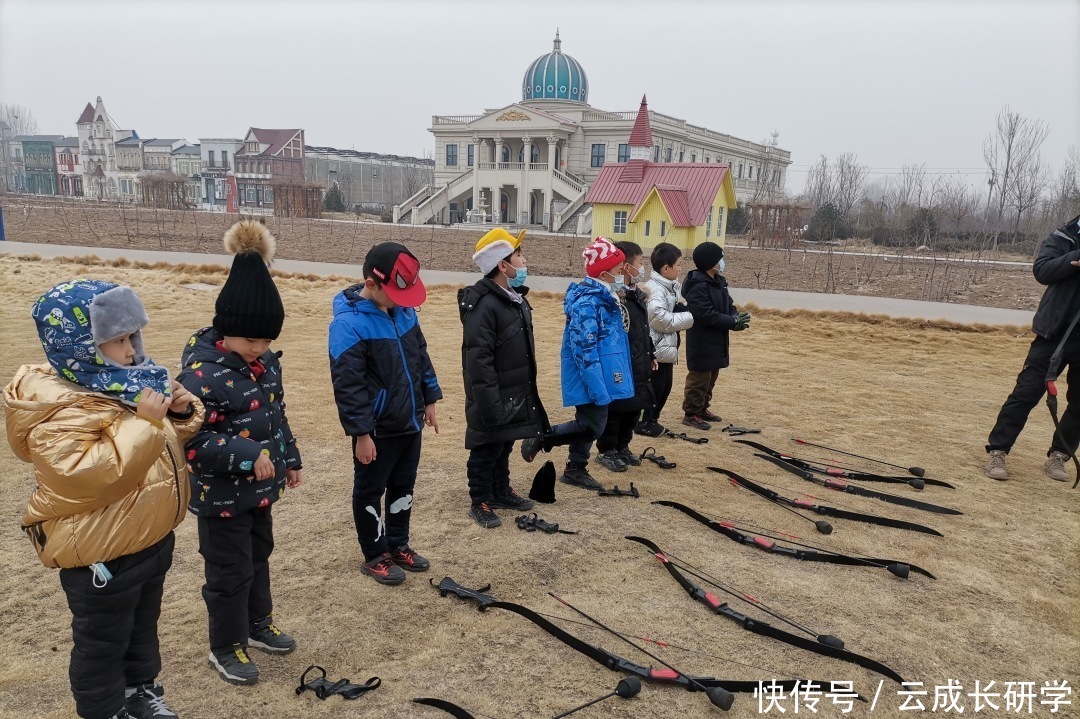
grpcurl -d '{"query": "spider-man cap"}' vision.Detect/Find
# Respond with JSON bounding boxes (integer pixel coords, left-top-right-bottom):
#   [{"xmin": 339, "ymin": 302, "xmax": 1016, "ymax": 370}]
[{"xmin": 363, "ymin": 242, "xmax": 427, "ymax": 307}]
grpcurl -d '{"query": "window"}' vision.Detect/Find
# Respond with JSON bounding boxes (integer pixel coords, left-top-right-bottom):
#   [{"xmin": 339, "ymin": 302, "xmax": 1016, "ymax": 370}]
[
  {"xmin": 653, "ymin": 145, "xmax": 659, "ymax": 162},
  {"xmin": 531, "ymin": 145, "xmax": 539, "ymax": 163},
  {"xmin": 664, "ymin": 148, "xmax": 672, "ymax": 162},
  {"xmin": 660, "ymin": 221, "xmax": 667, "ymax": 237},
  {"xmin": 738, "ymin": 164, "xmax": 744, "ymax": 179},
  {"xmin": 617, "ymin": 144, "xmax": 630, "ymax": 163},
  {"xmin": 222, "ymin": 151, "xmax": 228, "ymax": 169},
  {"xmin": 446, "ymin": 144, "xmax": 458, "ymax": 166},
  {"xmin": 208, "ymin": 150, "xmax": 215, "ymax": 168},
  {"xmin": 501, "ymin": 145, "xmax": 511, "ymax": 163},
  {"xmin": 247, "ymin": 142, "xmax": 258, "ymax": 152},
  {"xmin": 591, "ymin": 143, "xmax": 605, "ymax": 167},
  {"xmin": 264, "ymin": 187, "xmax": 273, "ymax": 203},
  {"xmin": 467, "ymin": 144, "xmax": 474, "ymax": 167},
  {"xmin": 614, "ymin": 211, "xmax": 627, "ymax": 234},
  {"xmin": 691, "ymin": 153, "xmax": 697, "ymax": 163},
  {"xmin": 246, "ymin": 187, "xmax": 255, "ymax": 202},
  {"xmin": 679, "ymin": 151, "xmax": 684, "ymax": 162},
  {"xmin": 706, "ymin": 207, "xmax": 713, "ymax": 237},
  {"xmin": 749, "ymin": 165, "xmax": 754, "ymax": 180},
  {"xmin": 644, "ymin": 220, "xmax": 651, "ymax": 237}
]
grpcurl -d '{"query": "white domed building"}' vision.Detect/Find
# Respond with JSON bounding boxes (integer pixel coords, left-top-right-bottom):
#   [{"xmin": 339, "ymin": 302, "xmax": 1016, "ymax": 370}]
[{"xmin": 396, "ymin": 32, "xmax": 791, "ymax": 235}]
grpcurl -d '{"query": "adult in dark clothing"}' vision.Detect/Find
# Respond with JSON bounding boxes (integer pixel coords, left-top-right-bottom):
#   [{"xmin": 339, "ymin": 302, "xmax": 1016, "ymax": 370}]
[
  {"xmin": 986, "ymin": 216, "xmax": 1080, "ymax": 482},
  {"xmin": 596, "ymin": 241, "xmax": 657, "ymax": 472},
  {"xmin": 459, "ymin": 228, "xmax": 548, "ymax": 528},
  {"xmin": 681, "ymin": 242, "xmax": 750, "ymax": 430}
]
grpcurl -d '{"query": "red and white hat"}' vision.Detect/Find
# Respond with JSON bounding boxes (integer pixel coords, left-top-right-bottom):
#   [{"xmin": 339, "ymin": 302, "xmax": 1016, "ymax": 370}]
[{"xmin": 583, "ymin": 236, "xmax": 625, "ymax": 279}]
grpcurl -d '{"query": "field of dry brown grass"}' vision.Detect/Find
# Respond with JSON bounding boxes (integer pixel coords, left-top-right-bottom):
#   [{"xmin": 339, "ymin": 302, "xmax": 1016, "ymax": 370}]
[{"xmin": 0, "ymin": 253, "xmax": 1076, "ymax": 719}]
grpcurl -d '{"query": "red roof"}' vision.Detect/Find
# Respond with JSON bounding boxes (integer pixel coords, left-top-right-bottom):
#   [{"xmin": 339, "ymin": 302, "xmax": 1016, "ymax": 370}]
[
  {"xmin": 76, "ymin": 103, "xmax": 94, "ymax": 124},
  {"xmin": 627, "ymin": 95, "xmax": 652, "ymax": 148},
  {"xmin": 585, "ymin": 162, "xmax": 730, "ymax": 227},
  {"xmin": 241, "ymin": 128, "xmax": 303, "ymax": 156},
  {"xmin": 655, "ymin": 186, "xmax": 692, "ymax": 226}
]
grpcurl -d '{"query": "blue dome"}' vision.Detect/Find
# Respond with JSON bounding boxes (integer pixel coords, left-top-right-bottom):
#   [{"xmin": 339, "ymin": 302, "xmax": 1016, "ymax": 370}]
[{"xmin": 522, "ymin": 32, "xmax": 589, "ymax": 104}]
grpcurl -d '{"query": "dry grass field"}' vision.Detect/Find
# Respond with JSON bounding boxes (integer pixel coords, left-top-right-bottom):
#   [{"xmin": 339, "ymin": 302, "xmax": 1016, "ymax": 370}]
[{"xmin": 0, "ymin": 253, "xmax": 1076, "ymax": 719}]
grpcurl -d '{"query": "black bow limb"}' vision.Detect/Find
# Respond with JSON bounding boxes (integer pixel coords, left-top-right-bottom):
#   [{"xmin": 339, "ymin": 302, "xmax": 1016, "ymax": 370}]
[
  {"xmin": 653, "ymin": 500, "xmax": 935, "ymax": 579},
  {"xmin": 431, "ymin": 576, "xmax": 496, "ymax": 608},
  {"xmin": 626, "ymin": 536, "xmax": 905, "ymax": 685}
]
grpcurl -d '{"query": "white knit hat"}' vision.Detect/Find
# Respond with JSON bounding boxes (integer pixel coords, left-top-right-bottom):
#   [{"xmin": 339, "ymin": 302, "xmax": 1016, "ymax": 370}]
[{"xmin": 473, "ymin": 228, "xmax": 525, "ymax": 275}]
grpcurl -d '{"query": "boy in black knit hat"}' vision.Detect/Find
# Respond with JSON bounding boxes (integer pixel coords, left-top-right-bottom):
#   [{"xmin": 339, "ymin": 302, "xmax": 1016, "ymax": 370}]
[
  {"xmin": 681, "ymin": 241, "xmax": 750, "ymax": 431},
  {"xmin": 177, "ymin": 218, "xmax": 303, "ymax": 686}
]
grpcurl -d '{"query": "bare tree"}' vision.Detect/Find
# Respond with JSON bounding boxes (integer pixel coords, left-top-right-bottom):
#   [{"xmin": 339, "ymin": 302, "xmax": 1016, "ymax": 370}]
[
  {"xmin": 940, "ymin": 177, "xmax": 979, "ymax": 234},
  {"xmin": 0, "ymin": 103, "xmax": 39, "ymax": 136},
  {"xmin": 1008, "ymin": 152, "xmax": 1050, "ymax": 233},
  {"xmin": 804, "ymin": 155, "xmax": 834, "ymax": 210},
  {"xmin": 1050, "ymin": 145, "xmax": 1080, "ymax": 220},
  {"xmin": 833, "ymin": 152, "xmax": 868, "ymax": 219},
  {"xmin": 896, "ymin": 163, "xmax": 928, "ymax": 209},
  {"xmin": 983, "ymin": 105, "xmax": 1049, "ymax": 222}
]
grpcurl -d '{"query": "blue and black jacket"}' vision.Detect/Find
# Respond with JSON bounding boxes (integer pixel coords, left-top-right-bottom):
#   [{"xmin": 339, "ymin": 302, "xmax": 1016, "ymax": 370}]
[{"xmin": 329, "ymin": 285, "xmax": 442, "ymax": 438}]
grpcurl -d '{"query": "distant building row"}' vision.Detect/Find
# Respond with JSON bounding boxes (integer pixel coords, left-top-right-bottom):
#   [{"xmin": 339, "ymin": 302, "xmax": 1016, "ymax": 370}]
[{"xmin": 0, "ymin": 97, "xmax": 434, "ymax": 210}]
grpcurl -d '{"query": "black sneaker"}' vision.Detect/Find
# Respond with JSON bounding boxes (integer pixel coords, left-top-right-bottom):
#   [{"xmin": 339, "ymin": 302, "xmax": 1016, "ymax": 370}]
[
  {"xmin": 390, "ymin": 545, "xmax": 430, "ymax": 572},
  {"xmin": 617, "ymin": 447, "xmax": 642, "ymax": 467},
  {"xmin": 634, "ymin": 420, "xmax": 666, "ymax": 437},
  {"xmin": 490, "ymin": 486, "xmax": 535, "ymax": 511},
  {"xmin": 361, "ymin": 553, "xmax": 407, "ymax": 585},
  {"xmin": 208, "ymin": 644, "xmax": 259, "ymax": 686},
  {"xmin": 597, "ymin": 450, "xmax": 628, "ymax": 473},
  {"xmin": 469, "ymin": 502, "xmax": 502, "ymax": 528},
  {"xmin": 108, "ymin": 711, "xmax": 133, "ymax": 719},
  {"xmin": 560, "ymin": 464, "xmax": 605, "ymax": 490},
  {"xmin": 701, "ymin": 409, "xmax": 723, "ymax": 423},
  {"xmin": 520, "ymin": 436, "xmax": 543, "ymax": 463},
  {"xmin": 249, "ymin": 615, "xmax": 295, "ymax": 655},
  {"xmin": 682, "ymin": 414, "xmax": 712, "ymax": 431},
  {"xmin": 124, "ymin": 683, "xmax": 177, "ymax": 719}
]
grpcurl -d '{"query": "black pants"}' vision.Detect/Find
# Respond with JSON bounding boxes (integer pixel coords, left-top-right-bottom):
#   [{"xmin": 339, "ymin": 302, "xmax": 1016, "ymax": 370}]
[
  {"xmin": 987, "ymin": 334, "xmax": 1080, "ymax": 455},
  {"xmin": 597, "ymin": 409, "xmax": 641, "ymax": 454},
  {"xmin": 467, "ymin": 441, "xmax": 514, "ymax": 504},
  {"xmin": 198, "ymin": 507, "xmax": 274, "ymax": 651},
  {"xmin": 352, "ymin": 431, "xmax": 422, "ymax": 562},
  {"xmin": 545, "ymin": 403, "xmax": 609, "ymax": 467},
  {"xmin": 643, "ymin": 363, "xmax": 675, "ymax": 424},
  {"xmin": 59, "ymin": 533, "xmax": 174, "ymax": 719},
  {"xmin": 683, "ymin": 369, "xmax": 721, "ymax": 415}
]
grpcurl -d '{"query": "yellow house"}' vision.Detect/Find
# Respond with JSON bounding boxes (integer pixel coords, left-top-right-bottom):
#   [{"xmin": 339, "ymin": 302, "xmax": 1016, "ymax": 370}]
[{"xmin": 584, "ymin": 96, "xmax": 737, "ymax": 251}]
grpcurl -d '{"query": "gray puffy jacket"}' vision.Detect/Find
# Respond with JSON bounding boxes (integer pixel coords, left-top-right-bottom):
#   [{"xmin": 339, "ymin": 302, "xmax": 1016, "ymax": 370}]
[{"xmin": 645, "ymin": 274, "xmax": 695, "ymax": 364}]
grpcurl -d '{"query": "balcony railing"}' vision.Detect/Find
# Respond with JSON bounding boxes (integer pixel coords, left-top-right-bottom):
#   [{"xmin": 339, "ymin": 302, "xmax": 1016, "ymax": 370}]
[
  {"xmin": 582, "ymin": 110, "xmax": 636, "ymax": 121},
  {"xmin": 477, "ymin": 162, "xmax": 496, "ymax": 170},
  {"xmin": 432, "ymin": 115, "xmax": 483, "ymax": 125}
]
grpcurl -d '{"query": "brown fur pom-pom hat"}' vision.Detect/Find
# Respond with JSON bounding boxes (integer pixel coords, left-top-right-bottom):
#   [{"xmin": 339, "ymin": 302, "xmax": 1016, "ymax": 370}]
[{"xmin": 213, "ymin": 218, "xmax": 285, "ymax": 340}]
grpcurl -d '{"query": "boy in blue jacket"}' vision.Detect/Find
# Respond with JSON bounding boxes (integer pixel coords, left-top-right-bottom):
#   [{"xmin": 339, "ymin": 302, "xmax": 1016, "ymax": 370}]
[
  {"xmin": 521, "ymin": 236, "xmax": 633, "ymax": 490},
  {"xmin": 329, "ymin": 242, "xmax": 442, "ymax": 585}
]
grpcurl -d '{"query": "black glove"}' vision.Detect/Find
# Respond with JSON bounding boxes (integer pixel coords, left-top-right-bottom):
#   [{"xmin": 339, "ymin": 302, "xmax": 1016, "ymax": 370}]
[{"xmin": 733, "ymin": 311, "xmax": 751, "ymax": 331}]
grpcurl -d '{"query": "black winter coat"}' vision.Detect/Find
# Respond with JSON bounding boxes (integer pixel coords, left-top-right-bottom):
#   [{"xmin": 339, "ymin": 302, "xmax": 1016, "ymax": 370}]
[
  {"xmin": 609, "ymin": 286, "xmax": 656, "ymax": 412},
  {"xmin": 178, "ymin": 328, "xmax": 301, "ymax": 518},
  {"xmin": 683, "ymin": 269, "xmax": 738, "ymax": 372},
  {"xmin": 458, "ymin": 279, "xmax": 549, "ymax": 449},
  {"xmin": 1032, "ymin": 216, "xmax": 1080, "ymax": 340}
]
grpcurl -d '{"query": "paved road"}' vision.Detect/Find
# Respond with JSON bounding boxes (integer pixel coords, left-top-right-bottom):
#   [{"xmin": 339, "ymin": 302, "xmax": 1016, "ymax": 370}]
[{"xmin": 0, "ymin": 240, "xmax": 1034, "ymax": 327}]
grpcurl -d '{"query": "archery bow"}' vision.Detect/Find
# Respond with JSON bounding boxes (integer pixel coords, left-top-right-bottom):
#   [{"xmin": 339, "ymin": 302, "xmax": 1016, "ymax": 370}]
[
  {"xmin": 751, "ymin": 453, "xmax": 963, "ymax": 515},
  {"xmin": 1045, "ymin": 304, "xmax": 1080, "ymax": 489},
  {"xmin": 734, "ymin": 440, "xmax": 956, "ymax": 490},
  {"xmin": 790, "ymin": 437, "xmax": 926, "ymax": 478},
  {"xmin": 711, "ymin": 467, "xmax": 944, "ymax": 537},
  {"xmin": 625, "ymin": 536, "xmax": 906, "ymax": 685},
  {"xmin": 652, "ymin": 500, "xmax": 935, "ymax": 579}
]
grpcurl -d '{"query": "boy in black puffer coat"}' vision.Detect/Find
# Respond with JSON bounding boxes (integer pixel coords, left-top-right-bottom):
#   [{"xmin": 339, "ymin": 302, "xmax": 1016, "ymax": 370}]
[
  {"xmin": 459, "ymin": 228, "xmax": 549, "ymax": 528},
  {"xmin": 681, "ymin": 242, "xmax": 750, "ymax": 431},
  {"xmin": 178, "ymin": 220, "xmax": 303, "ymax": 687},
  {"xmin": 596, "ymin": 241, "xmax": 656, "ymax": 472}
]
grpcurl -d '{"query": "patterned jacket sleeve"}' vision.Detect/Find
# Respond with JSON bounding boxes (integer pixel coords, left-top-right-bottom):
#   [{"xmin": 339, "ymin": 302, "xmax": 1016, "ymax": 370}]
[
  {"xmin": 329, "ymin": 318, "xmax": 374, "ymax": 437},
  {"xmin": 568, "ymin": 296, "xmax": 611, "ymax": 406},
  {"xmin": 276, "ymin": 377, "xmax": 302, "ymax": 469},
  {"xmin": 177, "ymin": 374, "xmax": 264, "ymax": 475}
]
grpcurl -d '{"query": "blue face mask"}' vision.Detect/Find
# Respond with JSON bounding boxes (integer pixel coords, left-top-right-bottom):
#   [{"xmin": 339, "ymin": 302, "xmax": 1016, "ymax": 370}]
[
  {"xmin": 613, "ymin": 276, "xmax": 626, "ymax": 292},
  {"xmin": 508, "ymin": 266, "xmax": 528, "ymax": 288},
  {"xmin": 717, "ymin": 258, "xmax": 726, "ymax": 274}
]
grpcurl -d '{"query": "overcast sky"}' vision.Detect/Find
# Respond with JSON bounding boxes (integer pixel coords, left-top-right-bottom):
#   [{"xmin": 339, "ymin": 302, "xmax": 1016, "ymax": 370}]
[{"xmin": 2, "ymin": 0, "xmax": 1077, "ymax": 193}]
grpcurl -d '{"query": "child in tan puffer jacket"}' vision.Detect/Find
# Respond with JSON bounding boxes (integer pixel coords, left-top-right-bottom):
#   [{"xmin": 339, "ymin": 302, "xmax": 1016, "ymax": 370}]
[{"xmin": 3, "ymin": 279, "xmax": 203, "ymax": 719}]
